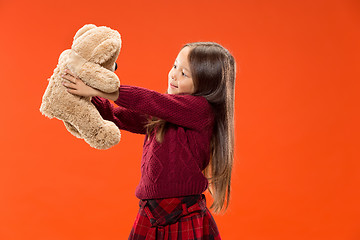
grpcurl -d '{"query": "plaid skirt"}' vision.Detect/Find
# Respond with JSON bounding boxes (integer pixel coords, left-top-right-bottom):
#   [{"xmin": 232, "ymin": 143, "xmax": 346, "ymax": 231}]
[{"xmin": 128, "ymin": 194, "xmax": 221, "ymax": 240}]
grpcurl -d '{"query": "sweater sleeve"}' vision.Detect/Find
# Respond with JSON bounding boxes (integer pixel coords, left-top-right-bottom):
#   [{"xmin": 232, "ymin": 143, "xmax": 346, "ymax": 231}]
[
  {"xmin": 114, "ymin": 85, "xmax": 214, "ymax": 130},
  {"xmin": 91, "ymin": 96, "xmax": 148, "ymax": 134}
]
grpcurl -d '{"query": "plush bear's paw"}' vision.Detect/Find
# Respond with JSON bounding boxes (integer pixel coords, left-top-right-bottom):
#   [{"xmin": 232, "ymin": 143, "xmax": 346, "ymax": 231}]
[
  {"xmin": 85, "ymin": 120, "xmax": 121, "ymax": 150},
  {"xmin": 64, "ymin": 121, "xmax": 82, "ymax": 139}
]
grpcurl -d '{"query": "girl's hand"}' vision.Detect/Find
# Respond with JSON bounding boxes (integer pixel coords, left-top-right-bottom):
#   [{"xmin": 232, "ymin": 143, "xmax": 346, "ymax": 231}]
[
  {"xmin": 61, "ymin": 68, "xmax": 120, "ymax": 101},
  {"xmin": 61, "ymin": 69, "xmax": 99, "ymax": 97}
]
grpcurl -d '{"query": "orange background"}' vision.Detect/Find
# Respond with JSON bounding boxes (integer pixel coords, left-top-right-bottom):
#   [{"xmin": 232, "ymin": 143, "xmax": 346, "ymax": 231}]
[{"xmin": 1, "ymin": 0, "xmax": 359, "ymax": 239}]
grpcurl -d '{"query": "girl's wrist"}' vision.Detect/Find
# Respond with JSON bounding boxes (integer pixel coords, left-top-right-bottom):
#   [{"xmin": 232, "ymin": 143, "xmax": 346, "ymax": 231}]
[
  {"xmin": 92, "ymin": 88, "xmax": 102, "ymax": 98},
  {"xmin": 97, "ymin": 89, "xmax": 119, "ymax": 101}
]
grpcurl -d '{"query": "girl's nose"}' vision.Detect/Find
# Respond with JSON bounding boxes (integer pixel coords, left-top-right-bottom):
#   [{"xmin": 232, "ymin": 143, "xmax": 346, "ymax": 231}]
[
  {"xmin": 170, "ymin": 68, "xmax": 179, "ymax": 80},
  {"xmin": 171, "ymin": 72, "xmax": 176, "ymax": 81}
]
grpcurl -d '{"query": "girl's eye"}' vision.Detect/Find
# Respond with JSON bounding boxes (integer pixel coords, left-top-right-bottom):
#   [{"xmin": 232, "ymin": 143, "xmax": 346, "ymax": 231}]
[
  {"xmin": 173, "ymin": 64, "xmax": 177, "ymax": 69},
  {"xmin": 182, "ymin": 72, "xmax": 188, "ymax": 77}
]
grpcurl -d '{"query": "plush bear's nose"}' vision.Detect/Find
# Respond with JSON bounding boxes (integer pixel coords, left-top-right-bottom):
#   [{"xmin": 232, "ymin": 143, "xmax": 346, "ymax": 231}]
[{"xmin": 114, "ymin": 62, "xmax": 118, "ymax": 71}]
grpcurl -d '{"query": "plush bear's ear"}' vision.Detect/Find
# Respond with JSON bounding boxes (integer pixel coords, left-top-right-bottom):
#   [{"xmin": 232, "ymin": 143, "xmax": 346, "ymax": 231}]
[
  {"xmin": 90, "ymin": 38, "xmax": 121, "ymax": 64},
  {"xmin": 73, "ymin": 24, "xmax": 97, "ymax": 40}
]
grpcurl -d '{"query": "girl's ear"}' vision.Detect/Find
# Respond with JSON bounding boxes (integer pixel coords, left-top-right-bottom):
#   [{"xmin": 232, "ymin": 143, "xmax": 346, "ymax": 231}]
[
  {"xmin": 73, "ymin": 24, "xmax": 97, "ymax": 41},
  {"xmin": 90, "ymin": 38, "xmax": 121, "ymax": 64}
]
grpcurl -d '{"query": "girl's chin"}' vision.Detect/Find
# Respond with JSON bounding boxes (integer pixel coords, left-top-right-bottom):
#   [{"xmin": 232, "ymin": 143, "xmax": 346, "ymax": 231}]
[{"xmin": 167, "ymin": 88, "xmax": 176, "ymax": 95}]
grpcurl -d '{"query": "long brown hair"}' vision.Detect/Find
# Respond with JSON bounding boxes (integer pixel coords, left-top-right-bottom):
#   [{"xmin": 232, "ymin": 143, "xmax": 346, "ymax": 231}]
[{"xmin": 146, "ymin": 42, "xmax": 236, "ymax": 214}]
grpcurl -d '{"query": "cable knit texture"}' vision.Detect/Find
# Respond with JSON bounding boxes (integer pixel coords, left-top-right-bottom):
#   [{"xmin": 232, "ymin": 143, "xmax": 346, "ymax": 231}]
[{"xmin": 91, "ymin": 85, "xmax": 214, "ymax": 199}]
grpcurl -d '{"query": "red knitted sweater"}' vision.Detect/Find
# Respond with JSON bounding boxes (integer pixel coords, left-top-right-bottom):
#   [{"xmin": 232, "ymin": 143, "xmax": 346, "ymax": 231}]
[{"xmin": 91, "ymin": 85, "xmax": 214, "ymax": 199}]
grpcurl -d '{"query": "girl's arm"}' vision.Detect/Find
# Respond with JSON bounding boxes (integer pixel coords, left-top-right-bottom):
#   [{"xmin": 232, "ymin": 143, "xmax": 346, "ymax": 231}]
[
  {"xmin": 91, "ymin": 96, "xmax": 148, "ymax": 134},
  {"xmin": 115, "ymin": 85, "xmax": 214, "ymax": 130},
  {"xmin": 61, "ymin": 70, "xmax": 213, "ymax": 130}
]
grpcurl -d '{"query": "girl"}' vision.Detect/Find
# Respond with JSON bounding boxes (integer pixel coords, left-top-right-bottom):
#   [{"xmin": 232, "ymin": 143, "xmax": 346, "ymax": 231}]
[{"xmin": 61, "ymin": 42, "xmax": 236, "ymax": 239}]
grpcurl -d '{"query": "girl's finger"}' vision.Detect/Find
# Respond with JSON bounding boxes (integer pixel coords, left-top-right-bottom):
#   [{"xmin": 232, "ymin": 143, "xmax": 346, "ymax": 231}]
[
  {"xmin": 62, "ymin": 80, "xmax": 77, "ymax": 90},
  {"xmin": 61, "ymin": 73, "xmax": 76, "ymax": 84},
  {"xmin": 65, "ymin": 68, "xmax": 75, "ymax": 75},
  {"xmin": 67, "ymin": 88, "xmax": 77, "ymax": 94},
  {"xmin": 64, "ymin": 68, "xmax": 73, "ymax": 77}
]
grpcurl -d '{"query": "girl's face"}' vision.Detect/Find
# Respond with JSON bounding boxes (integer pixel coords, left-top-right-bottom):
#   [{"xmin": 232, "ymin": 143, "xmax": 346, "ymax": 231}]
[{"xmin": 168, "ymin": 47, "xmax": 195, "ymax": 95}]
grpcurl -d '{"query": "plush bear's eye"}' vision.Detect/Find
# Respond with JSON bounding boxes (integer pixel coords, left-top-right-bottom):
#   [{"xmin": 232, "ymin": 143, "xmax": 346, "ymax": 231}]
[{"xmin": 114, "ymin": 62, "xmax": 118, "ymax": 71}]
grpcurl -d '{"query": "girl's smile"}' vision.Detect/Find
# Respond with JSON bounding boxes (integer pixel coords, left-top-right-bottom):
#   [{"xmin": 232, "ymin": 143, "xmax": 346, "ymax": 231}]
[{"xmin": 170, "ymin": 83, "xmax": 178, "ymax": 89}]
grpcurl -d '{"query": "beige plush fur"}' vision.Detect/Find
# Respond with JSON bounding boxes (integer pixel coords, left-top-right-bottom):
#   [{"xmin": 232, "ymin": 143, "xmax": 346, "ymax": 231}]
[{"xmin": 40, "ymin": 24, "xmax": 121, "ymax": 150}]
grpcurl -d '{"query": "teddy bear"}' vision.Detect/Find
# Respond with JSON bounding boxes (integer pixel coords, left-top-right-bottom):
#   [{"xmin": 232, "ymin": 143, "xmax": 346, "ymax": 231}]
[{"xmin": 40, "ymin": 24, "xmax": 121, "ymax": 150}]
